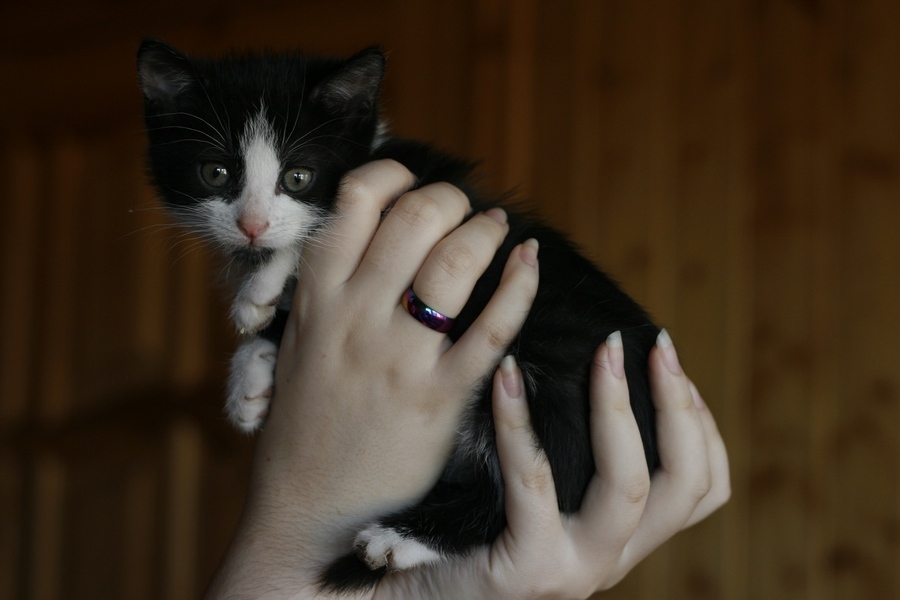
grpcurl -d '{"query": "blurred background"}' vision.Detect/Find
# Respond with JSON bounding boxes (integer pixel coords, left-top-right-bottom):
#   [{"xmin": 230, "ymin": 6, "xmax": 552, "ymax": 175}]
[{"xmin": 1, "ymin": 0, "xmax": 898, "ymax": 598}]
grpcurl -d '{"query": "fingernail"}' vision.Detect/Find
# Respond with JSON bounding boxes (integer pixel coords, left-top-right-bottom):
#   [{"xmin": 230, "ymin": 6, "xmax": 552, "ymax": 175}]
[
  {"xmin": 606, "ymin": 330, "xmax": 625, "ymax": 379},
  {"xmin": 484, "ymin": 207, "xmax": 508, "ymax": 225},
  {"xmin": 500, "ymin": 355, "xmax": 522, "ymax": 398},
  {"xmin": 520, "ymin": 238, "xmax": 539, "ymax": 266},
  {"xmin": 656, "ymin": 329, "xmax": 683, "ymax": 375}
]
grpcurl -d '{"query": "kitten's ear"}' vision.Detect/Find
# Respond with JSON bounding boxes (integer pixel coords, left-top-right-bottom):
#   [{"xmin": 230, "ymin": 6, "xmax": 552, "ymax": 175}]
[
  {"xmin": 137, "ymin": 39, "xmax": 196, "ymax": 108},
  {"xmin": 313, "ymin": 47, "xmax": 386, "ymax": 114}
]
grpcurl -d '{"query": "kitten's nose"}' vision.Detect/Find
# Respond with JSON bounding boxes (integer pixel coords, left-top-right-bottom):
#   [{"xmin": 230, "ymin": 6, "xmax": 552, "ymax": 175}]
[{"xmin": 237, "ymin": 217, "xmax": 269, "ymax": 243}]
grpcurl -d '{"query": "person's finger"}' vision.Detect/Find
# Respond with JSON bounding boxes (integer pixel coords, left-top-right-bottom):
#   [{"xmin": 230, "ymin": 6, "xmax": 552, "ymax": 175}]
[
  {"xmin": 443, "ymin": 240, "xmax": 539, "ymax": 382},
  {"xmin": 408, "ymin": 208, "xmax": 509, "ymax": 319},
  {"xmin": 621, "ymin": 331, "xmax": 711, "ymax": 562},
  {"xmin": 576, "ymin": 333, "xmax": 650, "ymax": 550},
  {"xmin": 300, "ymin": 159, "xmax": 417, "ymax": 287},
  {"xmin": 353, "ymin": 181, "xmax": 471, "ymax": 294},
  {"xmin": 491, "ymin": 356, "xmax": 561, "ymax": 540},
  {"xmin": 684, "ymin": 382, "xmax": 731, "ymax": 527}
]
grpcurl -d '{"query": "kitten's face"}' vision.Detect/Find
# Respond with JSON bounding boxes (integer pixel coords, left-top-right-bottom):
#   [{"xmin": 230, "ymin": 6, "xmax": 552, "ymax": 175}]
[{"xmin": 137, "ymin": 41, "xmax": 385, "ymax": 260}]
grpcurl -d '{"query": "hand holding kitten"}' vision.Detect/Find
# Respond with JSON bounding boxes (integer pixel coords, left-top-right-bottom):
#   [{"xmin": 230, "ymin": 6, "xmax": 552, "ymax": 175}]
[
  {"xmin": 205, "ymin": 162, "xmax": 729, "ymax": 599},
  {"xmin": 373, "ymin": 336, "xmax": 730, "ymax": 599}
]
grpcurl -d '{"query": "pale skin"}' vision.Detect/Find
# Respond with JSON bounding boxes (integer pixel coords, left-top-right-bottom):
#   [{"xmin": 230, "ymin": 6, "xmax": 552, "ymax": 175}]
[{"xmin": 205, "ymin": 160, "xmax": 730, "ymax": 599}]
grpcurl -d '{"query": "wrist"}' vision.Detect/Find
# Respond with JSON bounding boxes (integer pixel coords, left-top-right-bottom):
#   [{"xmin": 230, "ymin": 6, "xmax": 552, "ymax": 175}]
[
  {"xmin": 205, "ymin": 461, "xmax": 355, "ymax": 599},
  {"xmin": 204, "ymin": 501, "xmax": 325, "ymax": 599}
]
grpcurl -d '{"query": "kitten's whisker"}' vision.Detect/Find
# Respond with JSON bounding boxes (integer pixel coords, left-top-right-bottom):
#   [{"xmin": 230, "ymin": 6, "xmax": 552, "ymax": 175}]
[
  {"xmin": 292, "ymin": 143, "xmax": 352, "ymax": 168},
  {"xmin": 121, "ymin": 222, "xmax": 189, "ymax": 239},
  {"xmin": 282, "ymin": 114, "xmax": 366, "ymax": 155},
  {"xmin": 217, "ymin": 253, "xmax": 243, "ymax": 281},
  {"xmin": 296, "ymin": 252, "xmax": 318, "ymax": 284},
  {"xmin": 154, "ymin": 138, "xmax": 229, "ymax": 148},
  {"xmin": 144, "ymin": 124, "xmax": 225, "ymax": 149},
  {"xmin": 283, "ymin": 130, "xmax": 371, "ymax": 159},
  {"xmin": 283, "ymin": 67, "xmax": 307, "ymax": 147},
  {"xmin": 126, "ymin": 201, "xmax": 169, "ymax": 213},
  {"xmin": 149, "ymin": 111, "xmax": 228, "ymax": 146},
  {"xmin": 196, "ymin": 79, "xmax": 231, "ymax": 146},
  {"xmin": 304, "ymin": 225, "xmax": 348, "ymax": 250},
  {"xmin": 170, "ymin": 240, "xmax": 209, "ymax": 267},
  {"xmin": 295, "ymin": 134, "xmax": 372, "ymax": 151}
]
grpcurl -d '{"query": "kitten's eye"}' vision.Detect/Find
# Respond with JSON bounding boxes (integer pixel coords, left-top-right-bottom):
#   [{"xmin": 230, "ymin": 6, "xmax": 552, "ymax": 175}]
[
  {"xmin": 200, "ymin": 163, "xmax": 231, "ymax": 188},
  {"xmin": 282, "ymin": 167, "xmax": 313, "ymax": 193}
]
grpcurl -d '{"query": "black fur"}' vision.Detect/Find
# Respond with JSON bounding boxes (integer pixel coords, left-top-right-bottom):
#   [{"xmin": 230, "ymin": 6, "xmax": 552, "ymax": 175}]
[{"xmin": 137, "ymin": 39, "xmax": 660, "ymax": 592}]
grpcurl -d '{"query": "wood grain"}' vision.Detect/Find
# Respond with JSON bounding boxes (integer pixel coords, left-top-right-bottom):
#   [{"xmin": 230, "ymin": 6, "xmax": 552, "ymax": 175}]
[{"xmin": 0, "ymin": 1, "xmax": 897, "ymax": 598}]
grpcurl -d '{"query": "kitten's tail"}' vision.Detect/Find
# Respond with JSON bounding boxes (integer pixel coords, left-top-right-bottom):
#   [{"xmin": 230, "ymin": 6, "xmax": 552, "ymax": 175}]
[{"xmin": 319, "ymin": 554, "xmax": 387, "ymax": 593}]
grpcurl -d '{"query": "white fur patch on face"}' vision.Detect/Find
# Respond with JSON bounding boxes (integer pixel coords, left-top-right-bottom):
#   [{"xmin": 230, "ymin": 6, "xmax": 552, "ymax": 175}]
[
  {"xmin": 241, "ymin": 111, "xmax": 281, "ymax": 202},
  {"xmin": 200, "ymin": 106, "xmax": 327, "ymax": 252}
]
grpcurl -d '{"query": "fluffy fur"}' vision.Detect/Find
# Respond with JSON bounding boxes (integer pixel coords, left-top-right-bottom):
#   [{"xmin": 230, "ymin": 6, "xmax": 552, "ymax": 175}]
[{"xmin": 137, "ymin": 39, "xmax": 661, "ymax": 591}]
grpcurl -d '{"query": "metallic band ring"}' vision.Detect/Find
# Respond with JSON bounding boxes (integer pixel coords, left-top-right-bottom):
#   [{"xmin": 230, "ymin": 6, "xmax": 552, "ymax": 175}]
[{"xmin": 401, "ymin": 288, "xmax": 455, "ymax": 333}]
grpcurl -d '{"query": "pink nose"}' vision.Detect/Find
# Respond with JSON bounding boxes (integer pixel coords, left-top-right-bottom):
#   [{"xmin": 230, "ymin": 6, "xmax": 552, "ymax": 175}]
[{"xmin": 238, "ymin": 218, "xmax": 269, "ymax": 242}]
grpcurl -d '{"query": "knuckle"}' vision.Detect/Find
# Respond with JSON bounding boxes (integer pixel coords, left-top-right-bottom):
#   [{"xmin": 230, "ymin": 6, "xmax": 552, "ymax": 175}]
[
  {"xmin": 393, "ymin": 191, "xmax": 442, "ymax": 228},
  {"xmin": 482, "ymin": 319, "xmax": 512, "ymax": 353},
  {"xmin": 716, "ymin": 480, "xmax": 733, "ymax": 506},
  {"xmin": 336, "ymin": 171, "xmax": 373, "ymax": 207},
  {"xmin": 337, "ymin": 160, "xmax": 412, "ymax": 206},
  {"xmin": 428, "ymin": 181, "xmax": 471, "ymax": 211},
  {"xmin": 434, "ymin": 243, "xmax": 476, "ymax": 281},
  {"xmin": 375, "ymin": 158, "xmax": 411, "ymax": 179},
  {"xmin": 681, "ymin": 466, "xmax": 713, "ymax": 504},
  {"xmin": 592, "ymin": 353, "xmax": 632, "ymax": 412},
  {"xmin": 519, "ymin": 464, "xmax": 552, "ymax": 494},
  {"xmin": 706, "ymin": 479, "xmax": 732, "ymax": 511},
  {"xmin": 693, "ymin": 469, "xmax": 714, "ymax": 500},
  {"xmin": 512, "ymin": 260, "xmax": 540, "ymax": 295},
  {"xmin": 619, "ymin": 472, "xmax": 651, "ymax": 505},
  {"xmin": 609, "ymin": 393, "xmax": 633, "ymax": 414}
]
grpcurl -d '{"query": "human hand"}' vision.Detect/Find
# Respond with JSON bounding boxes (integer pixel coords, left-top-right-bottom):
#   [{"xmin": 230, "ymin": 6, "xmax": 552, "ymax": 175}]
[
  {"xmin": 205, "ymin": 160, "xmax": 540, "ymax": 598},
  {"xmin": 206, "ymin": 159, "xmax": 728, "ymax": 600},
  {"xmin": 373, "ymin": 331, "xmax": 730, "ymax": 599}
]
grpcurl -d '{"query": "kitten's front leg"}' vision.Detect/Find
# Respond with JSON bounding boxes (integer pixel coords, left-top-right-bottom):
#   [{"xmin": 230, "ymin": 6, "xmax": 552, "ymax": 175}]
[
  {"xmin": 232, "ymin": 247, "xmax": 299, "ymax": 334},
  {"xmin": 227, "ymin": 336, "xmax": 278, "ymax": 432}
]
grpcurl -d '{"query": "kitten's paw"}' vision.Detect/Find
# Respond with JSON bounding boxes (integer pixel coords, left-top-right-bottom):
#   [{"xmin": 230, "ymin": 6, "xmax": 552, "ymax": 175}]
[
  {"xmin": 355, "ymin": 525, "xmax": 442, "ymax": 572},
  {"xmin": 231, "ymin": 298, "xmax": 278, "ymax": 335},
  {"xmin": 226, "ymin": 337, "xmax": 278, "ymax": 432}
]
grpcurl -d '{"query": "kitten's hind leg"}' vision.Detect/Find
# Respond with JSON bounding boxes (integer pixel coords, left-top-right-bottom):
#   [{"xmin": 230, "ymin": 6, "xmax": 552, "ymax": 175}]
[
  {"xmin": 355, "ymin": 524, "xmax": 443, "ymax": 571},
  {"xmin": 226, "ymin": 336, "xmax": 278, "ymax": 432},
  {"xmin": 351, "ymin": 470, "xmax": 504, "ymax": 574}
]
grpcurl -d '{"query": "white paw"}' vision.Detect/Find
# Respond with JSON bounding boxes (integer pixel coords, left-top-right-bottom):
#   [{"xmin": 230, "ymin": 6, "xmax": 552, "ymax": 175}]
[
  {"xmin": 231, "ymin": 297, "xmax": 278, "ymax": 334},
  {"xmin": 355, "ymin": 525, "xmax": 442, "ymax": 572},
  {"xmin": 226, "ymin": 337, "xmax": 278, "ymax": 432}
]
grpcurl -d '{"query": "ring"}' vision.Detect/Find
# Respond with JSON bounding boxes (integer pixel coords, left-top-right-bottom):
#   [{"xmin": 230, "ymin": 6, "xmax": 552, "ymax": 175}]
[{"xmin": 401, "ymin": 288, "xmax": 455, "ymax": 333}]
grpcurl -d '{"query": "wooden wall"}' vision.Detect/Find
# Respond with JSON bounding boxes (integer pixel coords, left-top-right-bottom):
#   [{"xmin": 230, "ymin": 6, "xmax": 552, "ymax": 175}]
[{"xmin": 1, "ymin": 1, "xmax": 897, "ymax": 598}]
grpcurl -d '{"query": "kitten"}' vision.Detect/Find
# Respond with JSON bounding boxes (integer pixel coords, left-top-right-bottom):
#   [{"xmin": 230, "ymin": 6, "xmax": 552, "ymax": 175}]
[{"xmin": 137, "ymin": 39, "xmax": 661, "ymax": 590}]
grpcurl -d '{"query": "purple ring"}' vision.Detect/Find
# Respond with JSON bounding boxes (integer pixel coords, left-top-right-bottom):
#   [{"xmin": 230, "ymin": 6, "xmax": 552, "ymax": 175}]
[{"xmin": 401, "ymin": 288, "xmax": 455, "ymax": 333}]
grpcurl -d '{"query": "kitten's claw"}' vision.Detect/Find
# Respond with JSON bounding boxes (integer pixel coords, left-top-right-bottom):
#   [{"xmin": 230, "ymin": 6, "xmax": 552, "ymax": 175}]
[
  {"xmin": 232, "ymin": 299, "xmax": 278, "ymax": 335},
  {"xmin": 355, "ymin": 525, "xmax": 442, "ymax": 572},
  {"xmin": 227, "ymin": 337, "xmax": 278, "ymax": 432}
]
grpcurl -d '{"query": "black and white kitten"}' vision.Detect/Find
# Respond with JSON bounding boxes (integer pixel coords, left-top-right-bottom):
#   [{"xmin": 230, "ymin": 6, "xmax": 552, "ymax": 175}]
[{"xmin": 137, "ymin": 39, "xmax": 661, "ymax": 590}]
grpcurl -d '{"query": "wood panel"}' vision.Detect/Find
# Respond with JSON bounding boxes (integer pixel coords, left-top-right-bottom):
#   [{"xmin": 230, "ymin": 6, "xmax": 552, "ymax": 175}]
[
  {"xmin": 835, "ymin": 1, "xmax": 900, "ymax": 596},
  {"xmin": 0, "ymin": 0, "xmax": 897, "ymax": 598}
]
